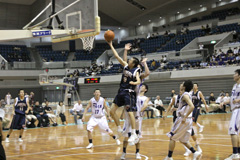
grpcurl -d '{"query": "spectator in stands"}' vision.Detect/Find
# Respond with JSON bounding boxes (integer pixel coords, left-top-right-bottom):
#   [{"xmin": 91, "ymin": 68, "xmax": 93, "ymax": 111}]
[
  {"xmin": 234, "ymin": 47, "xmax": 238, "ymax": 55},
  {"xmin": 151, "ymin": 60, "xmax": 156, "ymax": 68},
  {"xmin": 1, "ymin": 60, "xmax": 5, "ymax": 70},
  {"xmin": 215, "ymin": 94, "xmax": 226, "ymax": 112},
  {"xmin": 56, "ymin": 101, "xmax": 67, "ymax": 125},
  {"xmin": 154, "ymin": 95, "xmax": 165, "ymax": 117},
  {"xmin": 227, "ymin": 47, "xmax": 233, "ymax": 54},
  {"xmin": 219, "ymin": 90, "xmax": 225, "ymax": 97},
  {"xmin": 33, "ymin": 101, "xmax": 49, "ymax": 127},
  {"xmin": 44, "ymin": 101, "xmax": 57, "ymax": 126},
  {"xmin": 163, "ymin": 56, "xmax": 167, "ymax": 63},
  {"xmin": 199, "ymin": 43, "xmax": 204, "ymax": 50},
  {"xmin": 71, "ymin": 100, "xmax": 83, "ymax": 125},
  {"xmin": 100, "ymin": 62, "xmax": 104, "ymax": 70},
  {"xmin": 208, "ymin": 92, "xmax": 221, "ymax": 112}
]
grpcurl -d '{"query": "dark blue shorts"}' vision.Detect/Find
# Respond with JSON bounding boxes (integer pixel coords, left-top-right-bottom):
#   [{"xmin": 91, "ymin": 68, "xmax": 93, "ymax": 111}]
[
  {"xmin": 10, "ymin": 114, "xmax": 26, "ymax": 130},
  {"xmin": 192, "ymin": 107, "xmax": 200, "ymax": 123},
  {"xmin": 113, "ymin": 90, "xmax": 137, "ymax": 112}
]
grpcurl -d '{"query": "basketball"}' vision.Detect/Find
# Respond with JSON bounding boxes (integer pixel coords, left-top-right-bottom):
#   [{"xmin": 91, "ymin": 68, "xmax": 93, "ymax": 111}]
[{"xmin": 104, "ymin": 30, "xmax": 115, "ymax": 42}]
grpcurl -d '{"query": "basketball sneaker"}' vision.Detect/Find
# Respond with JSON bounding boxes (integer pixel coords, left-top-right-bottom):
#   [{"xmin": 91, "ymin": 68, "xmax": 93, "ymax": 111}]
[
  {"xmin": 224, "ymin": 154, "xmax": 240, "ymax": 160},
  {"xmin": 199, "ymin": 125, "xmax": 204, "ymax": 133},
  {"xmin": 183, "ymin": 145, "xmax": 192, "ymax": 156},
  {"xmin": 193, "ymin": 151, "xmax": 201, "ymax": 160},
  {"xmin": 195, "ymin": 144, "xmax": 202, "ymax": 153},
  {"xmin": 116, "ymin": 138, "xmax": 121, "ymax": 145},
  {"xmin": 5, "ymin": 138, "xmax": 9, "ymax": 143},
  {"xmin": 163, "ymin": 156, "xmax": 173, "ymax": 160},
  {"xmin": 136, "ymin": 153, "xmax": 141, "ymax": 159},
  {"xmin": 128, "ymin": 133, "xmax": 137, "ymax": 145},
  {"xmin": 86, "ymin": 143, "xmax": 93, "ymax": 149},
  {"xmin": 120, "ymin": 152, "xmax": 126, "ymax": 160},
  {"xmin": 18, "ymin": 138, "xmax": 23, "ymax": 142}
]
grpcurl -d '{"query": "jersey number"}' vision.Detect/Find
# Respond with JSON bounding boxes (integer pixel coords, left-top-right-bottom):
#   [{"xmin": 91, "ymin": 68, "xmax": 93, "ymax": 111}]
[{"xmin": 95, "ymin": 110, "xmax": 99, "ymax": 114}]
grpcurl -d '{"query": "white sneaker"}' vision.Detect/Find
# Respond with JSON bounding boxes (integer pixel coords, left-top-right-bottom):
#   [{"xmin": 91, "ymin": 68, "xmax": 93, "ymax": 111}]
[
  {"xmin": 199, "ymin": 125, "xmax": 204, "ymax": 133},
  {"xmin": 195, "ymin": 144, "xmax": 202, "ymax": 153},
  {"xmin": 163, "ymin": 156, "xmax": 173, "ymax": 160},
  {"xmin": 136, "ymin": 153, "xmax": 141, "ymax": 159},
  {"xmin": 18, "ymin": 138, "xmax": 23, "ymax": 142},
  {"xmin": 128, "ymin": 133, "xmax": 137, "ymax": 144},
  {"xmin": 116, "ymin": 139, "xmax": 121, "ymax": 145},
  {"xmin": 5, "ymin": 138, "xmax": 9, "ymax": 143},
  {"xmin": 121, "ymin": 152, "xmax": 126, "ymax": 160},
  {"xmin": 86, "ymin": 143, "xmax": 93, "ymax": 149},
  {"xmin": 224, "ymin": 154, "xmax": 240, "ymax": 160},
  {"xmin": 193, "ymin": 151, "xmax": 201, "ymax": 160},
  {"xmin": 183, "ymin": 149, "xmax": 192, "ymax": 156}
]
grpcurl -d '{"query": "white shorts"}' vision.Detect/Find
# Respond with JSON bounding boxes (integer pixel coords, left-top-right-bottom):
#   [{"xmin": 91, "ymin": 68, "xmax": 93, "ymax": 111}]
[
  {"xmin": 87, "ymin": 116, "xmax": 112, "ymax": 133},
  {"xmin": 228, "ymin": 108, "xmax": 240, "ymax": 135},
  {"xmin": 47, "ymin": 113, "xmax": 56, "ymax": 118},
  {"xmin": 167, "ymin": 117, "xmax": 193, "ymax": 143}
]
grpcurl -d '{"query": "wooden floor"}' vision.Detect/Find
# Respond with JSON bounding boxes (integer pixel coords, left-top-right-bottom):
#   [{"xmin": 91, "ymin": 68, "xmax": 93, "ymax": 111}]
[{"xmin": 2, "ymin": 110, "xmax": 234, "ymax": 160}]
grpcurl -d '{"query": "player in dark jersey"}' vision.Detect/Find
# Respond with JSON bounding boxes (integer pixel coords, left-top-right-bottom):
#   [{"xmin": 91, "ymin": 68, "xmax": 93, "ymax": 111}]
[
  {"xmin": 191, "ymin": 83, "xmax": 209, "ymax": 132},
  {"xmin": 5, "ymin": 89, "xmax": 30, "ymax": 142},
  {"xmin": 107, "ymin": 41, "xmax": 141, "ymax": 144},
  {"xmin": 163, "ymin": 93, "xmax": 180, "ymax": 123}
]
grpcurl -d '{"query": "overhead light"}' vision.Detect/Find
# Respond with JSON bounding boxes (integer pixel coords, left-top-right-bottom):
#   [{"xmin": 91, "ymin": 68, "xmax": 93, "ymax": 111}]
[
  {"xmin": 138, "ymin": 23, "xmax": 141, "ymax": 26},
  {"xmin": 188, "ymin": 8, "xmax": 191, "ymax": 11},
  {"xmin": 177, "ymin": 11, "xmax": 180, "ymax": 14},
  {"xmin": 219, "ymin": 0, "xmax": 221, "ymax": 1},
  {"xmin": 149, "ymin": 20, "xmax": 151, "ymax": 22},
  {"xmin": 118, "ymin": 27, "xmax": 121, "ymax": 30},
  {"xmin": 141, "ymin": 7, "xmax": 145, "ymax": 11},
  {"xmin": 211, "ymin": 40, "xmax": 216, "ymax": 44},
  {"xmin": 159, "ymin": 16, "xmax": 162, "ymax": 19},
  {"xmin": 200, "ymin": 4, "xmax": 203, "ymax": 7}
]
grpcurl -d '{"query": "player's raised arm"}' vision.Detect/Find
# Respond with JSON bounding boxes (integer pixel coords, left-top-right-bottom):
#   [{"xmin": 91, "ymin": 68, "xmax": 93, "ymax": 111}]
[
  {"xmin": 199, "ymin": 91, "xmax": 209, "ymax": 112},
  {"xmin": 182, "ymin": 94, "xmax": 194, "ymax": 123},
  {"xmin": 129, "ymin": 72, "xmax": 141, "ymax": 85},
  {"xmin": 123, "ymin": 43, "xmax": 131, "ymax": 62},
  {"xmin": 107, "ymin": 41, "xmax": 128, "ymax": 67},
  {"xmin": 140, "ymin": 58, "xmax": 150, "ymax": 79},
  {"xmin": 82, "ymin": 100, "xmax": 91, "ymax": 122},
  {"xmin": 163, "ymin": 96, "xmax": 175, "ymax": 120}
]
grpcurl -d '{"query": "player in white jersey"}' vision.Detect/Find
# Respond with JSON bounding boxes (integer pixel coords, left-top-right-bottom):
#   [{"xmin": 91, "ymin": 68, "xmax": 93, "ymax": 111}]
[
  {"xmin": 120, "ymin": 83, "xmax": 150, "ymax": 160},
  {"xmin": 221, "ymin": 69, "xmax": 240, "ymax": 160},
  {"xmin": 164, "ymin": 80, "xmax": 201, "ymax": 160},
  {"xmin": 82, "ymin": 89, "xmax": 120, "ymax": 149},
  {"xmin": 5, "ymin": 92, "xmax": 11, "ymax": 106}
]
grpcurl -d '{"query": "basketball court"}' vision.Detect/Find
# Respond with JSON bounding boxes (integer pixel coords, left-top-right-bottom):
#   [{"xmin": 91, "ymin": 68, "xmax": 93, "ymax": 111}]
[{"xmin": 3, "ymin": 111, "xmax": 233, "ymax": 160}]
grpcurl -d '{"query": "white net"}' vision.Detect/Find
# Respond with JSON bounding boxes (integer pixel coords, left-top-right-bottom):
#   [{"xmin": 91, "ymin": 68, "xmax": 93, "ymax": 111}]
[{"xmin": 80, "ymin": 36, "xmax": 95, "ymax": 51}]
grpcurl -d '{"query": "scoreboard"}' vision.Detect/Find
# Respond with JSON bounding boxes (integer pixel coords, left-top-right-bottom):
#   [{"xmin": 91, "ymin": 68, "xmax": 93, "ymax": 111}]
[{"xmin": 84, "ymin": 77, "xmax": 100, "ymax": 84}]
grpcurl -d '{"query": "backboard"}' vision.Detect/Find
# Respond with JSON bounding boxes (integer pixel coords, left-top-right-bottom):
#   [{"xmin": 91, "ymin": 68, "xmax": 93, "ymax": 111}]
[{"xmin": 50, "ymin": 0, "xmax": 100, "ymax": 43}]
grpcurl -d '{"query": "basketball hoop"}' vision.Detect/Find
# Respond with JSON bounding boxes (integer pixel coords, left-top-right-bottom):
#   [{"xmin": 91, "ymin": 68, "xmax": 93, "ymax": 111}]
[{"xmin": 80, "ymin": 36, "xmax": 95, "ymax": 51}]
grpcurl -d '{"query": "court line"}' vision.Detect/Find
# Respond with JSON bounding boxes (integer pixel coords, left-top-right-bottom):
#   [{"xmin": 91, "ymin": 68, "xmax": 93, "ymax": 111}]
[
  {"xmin": 7, "ymin": 137, "xmax": 231, "ymax": 158},
  {"xmin": 50, "ymin": 152, "xmax": 149, "ymax": 159}
]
